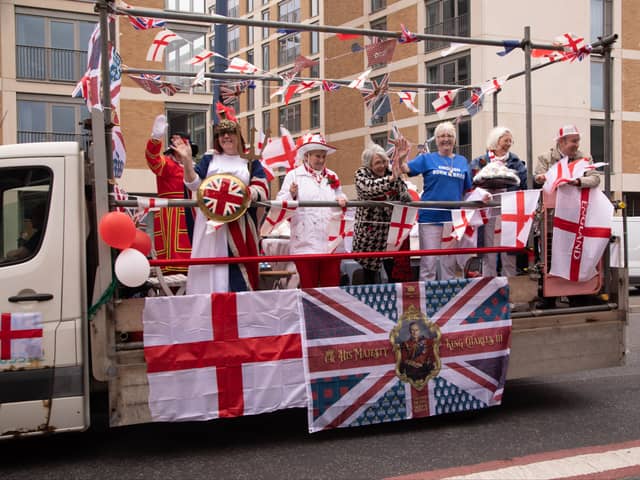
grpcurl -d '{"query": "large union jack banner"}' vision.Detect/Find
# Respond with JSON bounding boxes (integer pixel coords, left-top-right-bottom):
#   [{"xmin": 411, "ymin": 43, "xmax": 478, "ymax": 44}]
[{"xmin": 300, "ymin": 278, "xmax": 511, "ymax": 432}]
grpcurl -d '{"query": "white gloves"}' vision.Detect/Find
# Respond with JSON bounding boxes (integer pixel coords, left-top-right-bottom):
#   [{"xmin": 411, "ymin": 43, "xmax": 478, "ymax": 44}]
[{"xmin": 151, "ymin": 114, "xmax": 168, "ymax": 140}]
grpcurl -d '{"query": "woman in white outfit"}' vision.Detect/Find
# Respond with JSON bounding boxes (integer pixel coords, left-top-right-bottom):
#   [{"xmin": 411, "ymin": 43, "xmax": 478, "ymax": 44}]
[
  {"xmin": 276, "ymin": 133, "xmax": 347, "ymax": 288},
  {"xmin": 175, "ymin": 118, "xmax": 269, "ymax": 294}
]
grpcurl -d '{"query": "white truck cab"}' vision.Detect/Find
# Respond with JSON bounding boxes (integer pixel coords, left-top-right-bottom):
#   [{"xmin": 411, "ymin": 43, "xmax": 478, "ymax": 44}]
[{"xmin": 0, "ymin": 142, "xmax": 89, "ymax": 436}]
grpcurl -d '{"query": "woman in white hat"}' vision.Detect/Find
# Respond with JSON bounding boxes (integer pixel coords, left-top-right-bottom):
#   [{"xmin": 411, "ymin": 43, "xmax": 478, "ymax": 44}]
[{"xmin": 276, "ymin": 133, "xmax": 347, "ymax": 288}]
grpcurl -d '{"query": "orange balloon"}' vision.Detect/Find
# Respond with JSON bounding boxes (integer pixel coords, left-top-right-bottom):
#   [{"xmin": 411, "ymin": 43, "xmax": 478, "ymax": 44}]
[
  {"xmin": 130, "ymin": 229, "xmax": 152, "ymax": 256},
  {"xmin": 98, "ymin": 211, "xmax": 136, "ymax": 250}
]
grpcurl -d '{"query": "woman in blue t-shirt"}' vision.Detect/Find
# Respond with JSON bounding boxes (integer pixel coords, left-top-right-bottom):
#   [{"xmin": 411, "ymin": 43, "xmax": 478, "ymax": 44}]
[{"xmin": 401, "ymin": 121, "xmax": 472, "ymax": 281}]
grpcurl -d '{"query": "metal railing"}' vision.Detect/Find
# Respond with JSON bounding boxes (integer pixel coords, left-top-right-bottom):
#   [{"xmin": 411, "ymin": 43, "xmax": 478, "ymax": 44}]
[
  {"xmin": 424, "ymin": 14, "xmax": 470, "ymax": 53},
  {"xmin": 16, "ymin": 45, "xmax": 87, "ymax": 83},
  {"xmin": 17, "ymin": 131, "xmax": 91, "ymax": 151}
]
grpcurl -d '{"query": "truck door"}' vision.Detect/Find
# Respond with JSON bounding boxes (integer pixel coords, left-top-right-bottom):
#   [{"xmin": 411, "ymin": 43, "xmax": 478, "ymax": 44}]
[{"xmin": 0, "ymin": 153, "xmax": 87, "ymax": 437}]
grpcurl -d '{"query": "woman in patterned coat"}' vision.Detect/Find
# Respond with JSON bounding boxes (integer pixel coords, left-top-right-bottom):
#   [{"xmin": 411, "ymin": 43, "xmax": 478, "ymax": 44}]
[{"xmin": 352, "ymin": 143, "xmax": 412, "ymax": 284}]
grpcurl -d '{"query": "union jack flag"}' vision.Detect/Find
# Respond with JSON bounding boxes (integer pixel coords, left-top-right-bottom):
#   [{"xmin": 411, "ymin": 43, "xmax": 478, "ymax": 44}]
[
  {"xmin": 322, "ymin": 80, "xmax": 341, "ymax": 92},
  {"xmin": 121, "ymin": 1, "xmax": 166, "ymax": 30},
  {"xmin": 220, "ymin": 80, "xmax": 253, "ymax": 105},
  {"xmin": 301, "ymin": 278, "xmax": 511, "ymax": 432},
  {"xmin": 361, "ymin": 74, "xmax": 389, "ymax": 111},
  {"xmin": 201, "ymin": 176, "xmax": 247, "ymax": 218}
]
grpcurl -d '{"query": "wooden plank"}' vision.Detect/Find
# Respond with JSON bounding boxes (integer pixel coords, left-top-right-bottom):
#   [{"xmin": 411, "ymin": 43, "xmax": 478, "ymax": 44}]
[{"xmin": 507, "ymin": 320, "xmax": 624, "ymax": 379}]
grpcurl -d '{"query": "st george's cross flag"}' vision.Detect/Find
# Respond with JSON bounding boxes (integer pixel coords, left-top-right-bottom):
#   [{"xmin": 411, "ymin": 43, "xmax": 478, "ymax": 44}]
[
  {"xmin": 260, "ymin": 127, "xmax": 298, "ymax": 174},
  {"xmin": 432, "ymin": 89, "xmax": 459, "ymax": 118},
  {"xmin": 327, "ymin": 208, "xmax": 354, "ymax": 253},
  {"xmin": 260, "ymin": 200, "xmax": 299, "ymax": 236},
  {"xmin": 146, "ymin": 29, "xmax": 182, "ymax": 62},
  {"xmin": 143, "ymin": 291, "xmax": 305, "ymax": 421},
  {"xmin": 386, "ymin": 205, "xmax": 418, "ymax": 251},
  {"xmin": 300, "ymin": 278, "xmax": 511, "ymax": 432},
  {"xmin": 500, "ymin": 190, "xmax": 540, "ymax": 248},
  {"xmin": 550, "ymin": 187, "xmax": 613, "ymax": 282},
  {"xmin": 1, "ymin": 312, "xmax": 43, "ymax": 361}
]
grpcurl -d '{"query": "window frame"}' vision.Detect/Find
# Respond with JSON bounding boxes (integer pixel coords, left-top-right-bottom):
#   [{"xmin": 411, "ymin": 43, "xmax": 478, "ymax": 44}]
[
  {"xmin": 424, "ymin": 52, "xmax": 470, "ymax": 114},
  {"xmin": 278, "ymin": 102, "xmax": 302, "ymax": 133}
]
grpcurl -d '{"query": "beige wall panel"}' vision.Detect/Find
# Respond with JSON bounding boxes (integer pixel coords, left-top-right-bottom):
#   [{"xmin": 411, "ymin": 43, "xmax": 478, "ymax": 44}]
[
  {"xmin": 622, "ymin": 0, "xmax": 640, "ymax": 49},
  {"xmin": 326, "ymin": 136, "xmax": 365, "ymax": 188},
  {"xmin": 119, "ymin": 20, "xmax": 163, "ymax": 89},
  {"xmin": 325, "ymin": 88, "xmax": 364, "ymax": 134},
  {"xmin": 326, "ymin": 2, "xmax": 363, "ymax": 26},
  {"xmin": 622, "ymin": 121, "xmax": 640, "ymax": 174},
  {"xmin": 622, "ymin": 58, "xmax": 640, "ymax": 112},
  {"xmin": 120, "ymin": 99, "xmax": 164, "ymax": 170},
  {"xmin": 387, "ymin": 7, "xmax": 419, "ymax": 62},
  {"xmin": 325, "ymin": 36, "xmax": 364, "ymax": 79}
]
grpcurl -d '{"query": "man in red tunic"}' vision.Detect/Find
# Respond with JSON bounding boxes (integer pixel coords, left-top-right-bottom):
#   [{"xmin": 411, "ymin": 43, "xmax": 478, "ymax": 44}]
[{"xmin": 145, "ymin": 114, "xmax": 196, "ymax": 273}]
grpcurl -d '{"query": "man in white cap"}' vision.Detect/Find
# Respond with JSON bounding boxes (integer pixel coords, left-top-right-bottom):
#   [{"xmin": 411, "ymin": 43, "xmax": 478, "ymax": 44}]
[
  {"xmin": 534, "ymin": 124, "xmax": 599, "ymax": 188},
  {"xmin": 533, "ymin": 125, "xmax": 601, "ymax": 309}
]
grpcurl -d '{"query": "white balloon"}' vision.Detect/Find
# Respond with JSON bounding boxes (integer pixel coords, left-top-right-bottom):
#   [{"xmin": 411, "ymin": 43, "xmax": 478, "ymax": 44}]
[{"xmin": 115, "ymin": 248, "xmax": 150, "ymax": 287}]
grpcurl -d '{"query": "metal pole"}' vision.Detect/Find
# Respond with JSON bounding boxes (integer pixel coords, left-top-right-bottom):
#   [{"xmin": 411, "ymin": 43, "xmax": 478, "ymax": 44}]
[
  {"xmin": 524, "ymin": 26, "xmax": 533, "ymax": 189},
  {"xmin": 97, "ymin": 0, "xmax": 113, "ymax": 180},
  {"xmin": 492, "ymin": 90, "xmax": 498, "ymax": 126},
  {"xmin": 114, "ymin": 5, "xmax": 566, "ymax": 51},
  {"xmin": 212, "ymin": 0, "xmax": 228, "ymax": 126},
  {"xmin": 603, "ymin": 43, "xmax": 613, "ymax": 197}
]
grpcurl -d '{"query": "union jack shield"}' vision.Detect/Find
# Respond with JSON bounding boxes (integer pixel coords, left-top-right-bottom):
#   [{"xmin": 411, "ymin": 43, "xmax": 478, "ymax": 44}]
[
  {"xmin": 301, "ymin": 278, "xmax": 511, "ymax": 432},
  {"xmin": 197, "ymin": 174, "xmax": 249, "ymax": 222}
]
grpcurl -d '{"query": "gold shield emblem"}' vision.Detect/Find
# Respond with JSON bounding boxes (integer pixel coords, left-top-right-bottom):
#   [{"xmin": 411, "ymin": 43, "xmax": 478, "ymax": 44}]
[
  {"xmin": 196, "ymin": 173, "xmax": 250, "ymax": 223},
  {"xmin": 390, "ymin": 305, "xmax": 441, "ymax": 391}
]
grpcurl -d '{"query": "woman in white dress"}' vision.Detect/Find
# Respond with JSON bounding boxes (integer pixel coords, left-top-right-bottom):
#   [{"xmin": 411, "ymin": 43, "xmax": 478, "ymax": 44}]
[
  {"xmin": 175, "ymin": 118, "xmax": 269, "ymax": 294},
  {"xmin": 276, "ymin": 133, "xmax": 347, "ymax": 288}
]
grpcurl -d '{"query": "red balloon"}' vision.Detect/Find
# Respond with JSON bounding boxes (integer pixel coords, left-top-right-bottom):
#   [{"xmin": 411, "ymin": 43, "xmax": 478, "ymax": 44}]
[
  {"xmin": 130, "ymin": 229, "xmax": 152, "ymax": 256},
  {"xmin": 98, "ymin": 211, "xmax": 136, "ymax": 250},
  {"xmin": 408, "ymin": 189, "xmax": 420, "ymax": 201}
]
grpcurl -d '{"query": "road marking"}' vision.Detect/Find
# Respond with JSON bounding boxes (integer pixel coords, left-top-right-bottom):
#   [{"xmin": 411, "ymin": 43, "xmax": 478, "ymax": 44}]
[{"xmin": 387, "ymin": 439, "xmax": 640, "ymax": 480}]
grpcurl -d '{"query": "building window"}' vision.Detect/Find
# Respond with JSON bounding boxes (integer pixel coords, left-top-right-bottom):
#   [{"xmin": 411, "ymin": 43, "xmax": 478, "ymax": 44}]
[
  {"xmin": 263, "ymin": 81, "xmax": 271, "ymax": 106},
  {"xmin": 309, "ymin": 63, "xmax": 320, "ymax": 78},
  {"xmin": 247, "ymin": 21, "xmax": 254, "ymax": 44},
  {"xmin": 425, "ymin": 53, "xmax": 470, "ymax": 114},
  {"xmin": 17, "ymin": 97, "xmax": 90, "ymax": 149},
  {"xmin": 425, "ymin": 118, "xmax": 471, "ymax": 159},
  {"xmin": 424, "ymin": 0, "xmax": 470, "ymax": 53},
  {"xmin": 310, "ymin": 25, "xmax": 319, "ymax": 54},
  {"xmin": 590, "ymin": 120, "xmax": 606, "ymax": 168},
  {"xmin": 278, "ymin": 0, "xmax": 300, "ymax": 23},
  {"xmin": 247, "ymin": 0, "xmax": 254, "ymax": 13},
  {"xmin": 15, "ymin": 13, "xmax": 96, "ymax": 83},
  {"xmin": 623, "ymin": 193, "xmax": 640, "ymax": 216},
  {"xmin": 310, "ymin": 97, "xmax": 320, "ymax": 128},
  {"xmin": 247, "ymin": 82, "xmax": 256, "ymax": 111},
  {"xmin": 167, "ymin": 29, "xmax": 207, "ymax": 92},
  {"xmin": 262, "ymin": 110, "xmax": 271, "ymax": 134},
  {"xmin": 369, "ymin": 17, "xmax": 388, "ymax": 69},
  {"xmin": 228, "ymin": 26, "xmax": 240, "ymax": 53},
  {"xmin": 278, "ymin": 33, "xmax": 300, "ymax": 66},
  {"xmin": 371, "ymin": 0, "xmax": 386, "ymax": 13},
  {"xmin": 591, "ymin": 0, "xmax": 612, "ymax": 42},
  {"xmin": 279, "ymin": 103, "xmax": 301, "ymax": 133},
  {"xmin": 246, "ymin": 115, "xmax": 255, "ymax": 138},
  {"xmin": 261, "ymin": 9, "xmax": 270, "ymax": 39},
  {"xmin": 166, "ymin": 0, "xmax": 205, "ymax": 12},
  {"xmin": 591, "ymin": 59, "xmax": 604, "ymax": 111},
  {"xmin": 310, "ymin": 0, "xmax": 319, "ymax": 17},
  {"xmin": 228, "ymin": 0, "xmax": 239, "ymax": 17},
  {"xmin": 262, "ymin": 43, "xmax": 270, "ymax": 70},
  {"xmin": 166, "ymin": 108, "xmax": 207, "ymax": 157},
  {"xmin": 0, "ymin": 166, "xmax": 52, "ymax": 264},
  {"xmin": 370, "ymin": 132, "xmax": 388, "ymax": 148}
]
